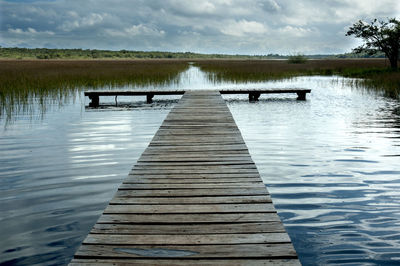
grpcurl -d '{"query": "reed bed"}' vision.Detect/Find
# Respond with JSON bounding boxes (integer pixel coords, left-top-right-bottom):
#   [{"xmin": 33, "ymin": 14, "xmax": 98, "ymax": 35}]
[
  {"xmin": 195, "ymin": 59, "xmax": 399, "ymax": 98},
  {"xmin": 0, "ymin": 60, "xmax": 189, "ymax": 121}
]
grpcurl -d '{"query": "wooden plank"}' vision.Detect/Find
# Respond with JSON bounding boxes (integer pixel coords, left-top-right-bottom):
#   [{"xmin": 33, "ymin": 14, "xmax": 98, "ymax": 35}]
[
  {"xmin": 74, "ymin": 243, "xmax": 297, "ymax": 259},
  {"xmin": 119, "ymin": 183, "xmax": 265, "ymax": 189},
  {"xmin": 138, "ymin": 156, "xmax": 253, "ymax": 162},
  {"xmin": 115, "ymin": 188, "xmax": 269, "ymax": 197},
  {"xmin": 97, "ymin": 213, "xmax": 282, "ymax": 224},
  {"xmin": 104, "ymin": 204, "xmax": 276, "ymax": 214},
  {"xmin": 70, "ymin": 259, "xmax": 301, "ymax": 266},
  {"xmin": 110, "ymin": 195, "xmax": 272, "ymax": 205},
  {"xmin": 83, "ymin": 233, "xmax": 291, "ymax": 245},
  {"xmin": 132, "ymin": 163, "xmax": 258, "ymax": 168},
  {"xmin": 71, "ymin": 91, "xmax": 298, "ymax": 265},
  {"xmin": 122, "ymin": 178, "xmax": 263, "ymax": 183},
  {"xmin": 133, "ymin": 162, "xmax": 256, "ymax": 167},
  {"xmin": 129, "ymin": 169, "xmax": 260, "ymax": 174},
  {"xmin": 126, "ymin": 173, "xmax": 262, "ymax": 179},
  {"xmin": 91, "ymin": 222, "xmax": 284, "ymax": 234}
]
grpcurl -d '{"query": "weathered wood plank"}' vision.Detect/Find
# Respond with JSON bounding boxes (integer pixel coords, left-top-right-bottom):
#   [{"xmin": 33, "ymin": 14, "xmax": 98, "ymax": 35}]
[
  {"xmin": 70, "ymin": 259, "xmax": 301, "ymax": 266},
  {"xmin": 129, "ymin": 168, "xmax": 260, "ymax": 175},
  {"xmin": 126, "ymin": 173, "xmax": 261, "ymax": 179},
  {"xmin": 97, "ymin": 213, "xmax": 282, "ymax": 224},
  {"xmin": 83, "ymin": 233, "xmax": 291, "ymax": 245},
  {"xmin": 91, "ymin": 222, "xmax": 284, "ymax": 234},
  {"xmin": 104, "ymin": 203, "xmax": 276, "ymax": 214},
  {"xmin": 110, "ymin": 195, "xmax": 272, "ymax": 205},
  {"xmin": 115, "ymin": 188, "xmax": 269, "ymax": 197},
  {"xmin": 74, "ymin": 243, "xmax": 297, "ymax": 259},
  {"xmin": 119, "ymin": 183, "xmax": 266, "ymax": 190},
  {"xmin": 122, "ymin": 177, "xmax": 263, "ymax": 183}
]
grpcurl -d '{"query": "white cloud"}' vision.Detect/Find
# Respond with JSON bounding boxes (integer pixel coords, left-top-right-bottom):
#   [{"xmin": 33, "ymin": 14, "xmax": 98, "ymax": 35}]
[
  {"xmin": 8, "ymin": 27, "xmax": 55, "ymax": 35},
  {"xmin": 60, "ymin": 13, "xmax": 106, "ymax": 31},
  {"xmin": 105, "ymin": 24, "xmax": 165, "ymax": 38},
  {"xmin": 220, "ymin": 19, "xmax": 267, "ymax": 37},
  {"xmin": 279, "ymin": 26, "xmax": 316, "ymax": 37}
]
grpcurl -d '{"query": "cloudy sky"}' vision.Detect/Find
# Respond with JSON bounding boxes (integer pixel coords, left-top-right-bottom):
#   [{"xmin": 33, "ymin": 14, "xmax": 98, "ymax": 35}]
[{"xmin": 1, "ymin": 0, "xmax": 399, "ymax": 54}]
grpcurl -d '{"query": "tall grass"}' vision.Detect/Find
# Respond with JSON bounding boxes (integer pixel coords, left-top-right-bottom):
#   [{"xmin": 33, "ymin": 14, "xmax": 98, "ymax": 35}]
[
  {"xmin": 0, "ymin": 60, "xmax": 189, "ymax": 121},
  {"xmin": 195, "ymin": 59, "xmax": 399, "ymax": 98},
  {"xmin": 287, "ymin": 54, "xmax": 308, "ymax": 64}
]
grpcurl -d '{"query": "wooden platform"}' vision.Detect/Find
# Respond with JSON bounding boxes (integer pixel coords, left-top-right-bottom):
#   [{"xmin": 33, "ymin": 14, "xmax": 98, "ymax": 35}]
[
  {"xmin": 71, "ymin": 91, "xmax": 300, "ymax": 265},
  {"xmin": 85, "ymin": 89, "xmax": 311, "ymax": 106}
]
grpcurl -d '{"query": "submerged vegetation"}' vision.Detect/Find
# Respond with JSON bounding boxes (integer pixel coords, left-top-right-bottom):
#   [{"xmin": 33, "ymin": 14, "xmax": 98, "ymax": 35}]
[{"xmin": 0, "ymin": 60, "xmax": 188, "ymax": 121}]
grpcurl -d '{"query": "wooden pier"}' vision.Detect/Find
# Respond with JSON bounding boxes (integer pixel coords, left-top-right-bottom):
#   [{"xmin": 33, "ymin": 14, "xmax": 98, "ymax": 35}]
[
  {"xmin": 71, "ymin": 91, "xmax": 300, "ymax": 265},
  {"xmin": 85, "ymin": 89, "xmax": 311, "ymax": 107}
]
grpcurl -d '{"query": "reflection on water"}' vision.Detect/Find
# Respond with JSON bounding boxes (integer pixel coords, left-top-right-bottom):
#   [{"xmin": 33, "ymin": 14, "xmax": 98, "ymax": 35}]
[
  {"xmin": 225, "ymin": 76, "xmax": 400, "ymax": 265},
  {"xmin": 1, "ymin": 66, "xmax": 400, "ymax": 265}
]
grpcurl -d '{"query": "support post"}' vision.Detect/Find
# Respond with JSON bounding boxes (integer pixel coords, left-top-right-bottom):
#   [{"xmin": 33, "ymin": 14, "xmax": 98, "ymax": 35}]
[
  {"xmin": 296, "ymin": 91, "xmax": 306, "ymax": 101},
  {"xmin": 146, "ymin": 93, "xmax": 154, "ymax": 104},
  {"xmin": 249, "ymin": 92, "xmax": 260, "ymax": 102},
  {"xmin": 88, "ymin": 95, "xmax": 99, "ymax": 107}
]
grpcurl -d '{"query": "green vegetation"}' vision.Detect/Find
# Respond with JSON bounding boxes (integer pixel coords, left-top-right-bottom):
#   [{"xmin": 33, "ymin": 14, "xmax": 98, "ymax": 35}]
[
  {"xmin": 346, "ymin": 18, "xmax": 400, "ymax": 69},
  {"xmin": 340, "ymin": 68, "xmax": 400, "ymax": 99},
  {"xmin": 1, "ymin": 57, "xmax": 399, "ymax": 124},
  {"xmin": 287, "ymin": 54, "xmax": 308, "ymax": 64},
  {"xmin": 0, "ymin": 47, "xmax": 279, "ymax": 60},
  {"xmin": 195, "ymin": 59, "xmax": 399, "ymax": 98},
  {"xmin": 0, "ymin": 47, "xmax": 386, "ymax": 60},
  {"xmin": 0, "ymin": 60, "xmax": 188, "ymax": 121}
]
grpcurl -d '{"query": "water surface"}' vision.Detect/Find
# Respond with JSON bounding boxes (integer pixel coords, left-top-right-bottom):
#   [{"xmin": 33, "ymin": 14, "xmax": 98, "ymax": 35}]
[{"xmin": 1, "ymin": 66, "xmax": 400, "ymax": 265}]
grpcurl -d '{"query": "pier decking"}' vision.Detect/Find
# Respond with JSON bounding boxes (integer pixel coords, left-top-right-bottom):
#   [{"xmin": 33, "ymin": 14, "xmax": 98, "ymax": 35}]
[
  {"xmin": 85, "ymin": 89, "xmax": 311, "ymax": 106},
  {"xmin": 71, "ymin": 91, "xmax": 299, "ymax": 265}
]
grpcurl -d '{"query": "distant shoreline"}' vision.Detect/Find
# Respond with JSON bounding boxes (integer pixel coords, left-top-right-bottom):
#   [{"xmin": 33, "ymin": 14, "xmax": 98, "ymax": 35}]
[{"xmin": 0, "ymin": 47, "xmax": 386, "ymax": 60}]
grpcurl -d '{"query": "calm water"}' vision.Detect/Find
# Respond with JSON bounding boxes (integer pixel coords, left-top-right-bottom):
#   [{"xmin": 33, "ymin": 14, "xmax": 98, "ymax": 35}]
[{"xmin": 1, "ymin": 66, "xmax": 400, "ymax": 265}]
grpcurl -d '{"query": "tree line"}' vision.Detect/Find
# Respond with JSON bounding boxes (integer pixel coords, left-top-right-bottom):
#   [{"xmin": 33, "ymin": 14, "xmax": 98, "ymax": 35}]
[{"xmin": 0, "ymin": 47, "xmax": 386, "ymax": 60}]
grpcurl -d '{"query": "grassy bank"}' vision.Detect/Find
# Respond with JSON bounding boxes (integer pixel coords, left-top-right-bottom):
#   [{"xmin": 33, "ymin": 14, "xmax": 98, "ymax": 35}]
[
  {"xmin": 0, "ymin": 60, "xmax": 189, "ymax": 120},
  {"xmin": 194, "ymin": 59, "xmax": 399, "ymax": 98}
]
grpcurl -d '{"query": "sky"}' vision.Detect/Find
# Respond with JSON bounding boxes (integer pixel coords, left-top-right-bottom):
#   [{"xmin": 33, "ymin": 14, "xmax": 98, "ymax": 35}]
[{"xmin": 0, "ymin": 0, "xmax": 399, "ymax": 55}]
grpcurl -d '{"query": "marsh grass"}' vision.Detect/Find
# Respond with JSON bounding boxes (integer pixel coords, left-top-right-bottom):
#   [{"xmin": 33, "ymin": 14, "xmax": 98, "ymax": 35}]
[
  {"xmin": 0, "ymin": 60, "xmax": 189, "ymax": 122},
  {"xmin": 288, "ymin": 54, "xmax": 308, "ymax": 64},
  {"xmin": 195, "ymin": 59, "xmax": 399, "ymax": 98}
]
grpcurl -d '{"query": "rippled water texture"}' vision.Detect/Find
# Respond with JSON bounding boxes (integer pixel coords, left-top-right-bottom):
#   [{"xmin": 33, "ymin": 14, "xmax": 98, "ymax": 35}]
[{"xmin": 1, "ymin": 66, "xmax": 400, "ymax": 265}]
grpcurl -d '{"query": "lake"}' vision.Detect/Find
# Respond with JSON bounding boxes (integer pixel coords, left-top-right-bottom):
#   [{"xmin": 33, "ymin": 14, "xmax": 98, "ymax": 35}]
[{"xmin": 1, "ymin": 65, "xmax": 400, "ymax": 265}]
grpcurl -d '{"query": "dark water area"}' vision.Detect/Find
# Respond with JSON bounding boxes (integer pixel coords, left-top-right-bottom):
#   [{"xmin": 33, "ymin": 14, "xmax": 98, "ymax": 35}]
[{"xmin": 1, "ymin": 66, "xmax": 400, "ymax": 265}]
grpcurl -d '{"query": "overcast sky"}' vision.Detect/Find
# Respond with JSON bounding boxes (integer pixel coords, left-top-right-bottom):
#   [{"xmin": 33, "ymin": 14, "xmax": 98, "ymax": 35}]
[{"xmin": 1, "ymin": 0, "xmax": 399, "ymax": 54}]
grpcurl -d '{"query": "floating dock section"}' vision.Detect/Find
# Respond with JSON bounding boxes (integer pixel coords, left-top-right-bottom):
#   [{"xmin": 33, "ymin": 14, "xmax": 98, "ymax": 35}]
[{"xmin": 71, "ymin": 91, "xmax": 300, "ymax": 265}]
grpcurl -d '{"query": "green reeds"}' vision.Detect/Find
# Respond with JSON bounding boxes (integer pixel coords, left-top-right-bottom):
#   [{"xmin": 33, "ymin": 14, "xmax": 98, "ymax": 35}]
[
  {"xmin": 0, "ymin": 60, "xmax": 189, "ymax": 122},
  {"xmin": 287, "ymin": 54, "xmax": 308, "ymax": 64},
  {"xmin": 195, "ymin": 59, "xmax": 399, "ymax": 98}
]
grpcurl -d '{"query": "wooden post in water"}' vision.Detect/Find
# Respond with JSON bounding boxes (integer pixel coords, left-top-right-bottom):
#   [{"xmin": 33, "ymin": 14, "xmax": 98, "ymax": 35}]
[
  {"xmin": 249, "ymin": 92, "xmax": 261, "ymax": 102},
  {"xmin": 88, "ymin": 95, "xmax": 99, "ymax": 107},
  {"xmin": 296, "ymin": 91, "xmax": 306, "ymax": 100},
  {"xmin": 146, "ymin": 93, "xmax": 154, "ymax": 104}
]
